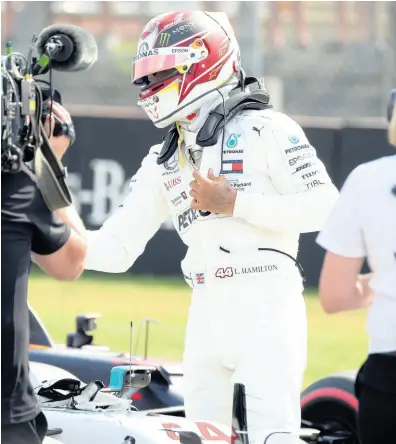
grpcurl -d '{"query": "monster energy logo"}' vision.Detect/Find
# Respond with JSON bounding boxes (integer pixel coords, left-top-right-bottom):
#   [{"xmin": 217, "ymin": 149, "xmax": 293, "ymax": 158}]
[{"xmin": 158, "ymin": 33, "xmax": 171, "ymax": 47}]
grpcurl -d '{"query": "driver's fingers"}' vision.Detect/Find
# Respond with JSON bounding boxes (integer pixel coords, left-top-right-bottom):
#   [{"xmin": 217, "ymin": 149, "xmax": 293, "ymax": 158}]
[
  {"xmin": 189, "ymin": 189, "xmax": 198, "ymax": 199},
  {"xmin": 189, "ymin": 180, "xmax": 200, "ymax": 191}
]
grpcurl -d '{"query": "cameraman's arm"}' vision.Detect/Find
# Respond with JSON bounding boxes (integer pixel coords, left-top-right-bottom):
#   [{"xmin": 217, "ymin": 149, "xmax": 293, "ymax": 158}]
[
  {"xmin": 32, "ymin": 205, "xmax": 87, "ymax": 281},
  {"xmin": 56, "ymin": 206, "xmax": 86, "ymax": 237},
  {"xmin": 31, "ymin": 101, "xmax": 86, "ymax": 280}
]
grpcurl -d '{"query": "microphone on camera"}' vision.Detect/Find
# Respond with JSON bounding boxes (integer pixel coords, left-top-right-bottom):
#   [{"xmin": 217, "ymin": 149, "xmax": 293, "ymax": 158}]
[{"xmin": 34, "ymin": 24, "xmax": 98, "ymax": 74}]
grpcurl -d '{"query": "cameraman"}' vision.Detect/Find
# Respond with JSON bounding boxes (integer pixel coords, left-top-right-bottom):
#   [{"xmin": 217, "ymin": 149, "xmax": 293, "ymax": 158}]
[{"xmin": 1, "ymin": 102, "xmax": 87, "ymax": 444}]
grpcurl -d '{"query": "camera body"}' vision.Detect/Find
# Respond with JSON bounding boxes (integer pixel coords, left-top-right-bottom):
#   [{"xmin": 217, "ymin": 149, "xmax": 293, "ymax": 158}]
[
  {"xmin": 1, "ymin": 24, "xmax": 97, "ymax": 210},
  {"xmin": 1, "ymin": 51, "xmax": 74, "ymax": 174},
  {"xmin": 2, "ymin": 23, "xmax": 97, "ymax": 176}
]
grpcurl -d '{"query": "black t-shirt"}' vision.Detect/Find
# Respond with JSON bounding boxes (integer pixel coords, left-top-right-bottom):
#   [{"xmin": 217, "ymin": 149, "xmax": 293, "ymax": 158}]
[{"xmin": 1, "ymin": 172, "xmax": 71, "ymax": 425}]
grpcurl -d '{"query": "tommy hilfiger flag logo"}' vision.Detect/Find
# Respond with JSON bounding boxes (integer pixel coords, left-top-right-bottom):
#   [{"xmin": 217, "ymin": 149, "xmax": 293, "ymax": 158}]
[
  {"xmin": 196, "ymin": 273, "xmax": 205, "ymax": 284},
  {"xmin": 222, "ymin": 160, "xmax": 243, "ymax": 174}
]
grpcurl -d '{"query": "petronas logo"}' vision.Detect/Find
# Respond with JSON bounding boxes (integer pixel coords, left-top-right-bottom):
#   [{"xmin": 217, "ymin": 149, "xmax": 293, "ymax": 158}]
[
  {"xmin": 158, "ymin": 33, "xmax": 171, "ymax": 47},
  {"xmin": 226, "ymin": 134, "xmax": 241, "ymax": 148}
]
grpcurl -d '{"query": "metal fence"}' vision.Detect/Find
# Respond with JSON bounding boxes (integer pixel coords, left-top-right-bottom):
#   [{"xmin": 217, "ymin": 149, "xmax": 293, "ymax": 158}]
[{"xmin": 2, "ymin": 1, "xmax": 396, "ymax": 118}]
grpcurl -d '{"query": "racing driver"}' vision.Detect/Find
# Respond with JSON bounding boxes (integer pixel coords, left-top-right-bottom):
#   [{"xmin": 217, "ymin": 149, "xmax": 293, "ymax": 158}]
[{"xmin": 84, "ymin": 10, "xmax": 339, "ymax": 444}]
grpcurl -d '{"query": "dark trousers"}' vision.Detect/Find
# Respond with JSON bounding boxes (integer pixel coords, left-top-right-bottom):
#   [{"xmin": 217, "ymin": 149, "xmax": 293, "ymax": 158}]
[
  {"xmin": 357, "ymin": 353, "xmax": 396, "ymax": 444},
  {"xmin": 1, "ymin": 412, "xmax": 47, "ymax": 444}
]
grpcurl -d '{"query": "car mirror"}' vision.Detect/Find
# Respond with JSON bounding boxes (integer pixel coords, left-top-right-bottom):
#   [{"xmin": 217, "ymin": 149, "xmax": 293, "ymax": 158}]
[{"xmin": 108, "ymin": 365, "xmax": 156, "ymax": 393}]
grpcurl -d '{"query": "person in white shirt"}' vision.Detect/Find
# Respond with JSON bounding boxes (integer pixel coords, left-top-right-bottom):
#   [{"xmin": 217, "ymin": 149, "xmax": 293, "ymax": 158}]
[{"xmin": 316, "ymin": 89, "xmax": 396, "ymax": 444}]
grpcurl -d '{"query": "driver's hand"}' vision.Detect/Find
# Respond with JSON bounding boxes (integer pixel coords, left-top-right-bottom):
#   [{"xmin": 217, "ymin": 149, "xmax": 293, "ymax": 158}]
[{"xmin": 43, "ymin": 101, "xmax": 73, "ymax": 160}]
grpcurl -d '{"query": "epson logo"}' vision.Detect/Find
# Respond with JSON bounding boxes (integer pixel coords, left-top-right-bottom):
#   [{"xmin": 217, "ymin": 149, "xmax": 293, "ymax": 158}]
[
  {"xmin": 289, "ymin": 153, "xmax": 314, "ymax": 166},
  {"xmin": 171, "ymin": 48, "xmax": 189, "ymax": 53}
]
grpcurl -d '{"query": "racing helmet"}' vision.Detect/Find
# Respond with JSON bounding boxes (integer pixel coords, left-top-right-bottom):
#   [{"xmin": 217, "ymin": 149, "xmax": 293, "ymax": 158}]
[{"xmin": 131, "ymin": 10, "xmax": 240, "ymax": 128}]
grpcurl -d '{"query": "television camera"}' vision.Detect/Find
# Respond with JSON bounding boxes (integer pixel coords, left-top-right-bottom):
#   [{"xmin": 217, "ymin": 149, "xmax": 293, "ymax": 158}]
[{"xmin": 1, "ymin": 24, "xmax": 97, "ymax": 210}]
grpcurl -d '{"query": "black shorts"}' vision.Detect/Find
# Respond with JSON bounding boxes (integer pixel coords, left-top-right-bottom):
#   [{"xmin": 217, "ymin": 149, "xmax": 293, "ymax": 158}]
[
  {"xmin": 1, "ymin": 412, "xmax": 48, "ymax": 444},
  {"xmin": 356, "ymin": 352, "xmax": 396, "ymax": 444}
]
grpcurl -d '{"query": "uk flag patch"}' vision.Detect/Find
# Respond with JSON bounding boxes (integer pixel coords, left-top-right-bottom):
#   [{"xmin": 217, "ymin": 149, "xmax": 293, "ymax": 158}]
[{"xmin": 195, "ymin": 273, "xmax": 205, "ymax": 284}]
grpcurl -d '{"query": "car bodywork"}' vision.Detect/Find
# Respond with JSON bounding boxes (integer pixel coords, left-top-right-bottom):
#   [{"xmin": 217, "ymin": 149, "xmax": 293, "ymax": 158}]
[
  {"xmin": 29, "ymin": 307, "xmax": 359, "ymax": 443},
  {"xmin": 31, "ymin": 362, "xmax": 354, "ymax": 444},
  {"xmin": 31, "ymin": 362, "xmax": 234, "ymax": 444},
  {"xmin": 29, "ymin": 307, "xmax": 184, "ymax": 412}
]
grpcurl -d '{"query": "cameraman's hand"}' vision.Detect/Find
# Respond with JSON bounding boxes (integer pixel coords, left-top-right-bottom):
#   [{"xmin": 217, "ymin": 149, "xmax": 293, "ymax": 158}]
[{"xmin": 44, "ymin": 101, "xmax": 73, "ymax": 160}]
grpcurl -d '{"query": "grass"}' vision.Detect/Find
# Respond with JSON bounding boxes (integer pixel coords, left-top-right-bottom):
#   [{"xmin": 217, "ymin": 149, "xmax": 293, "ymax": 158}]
[{"xmin": 28, "ymin": 269, "xmax": 369, "ymax": 389}]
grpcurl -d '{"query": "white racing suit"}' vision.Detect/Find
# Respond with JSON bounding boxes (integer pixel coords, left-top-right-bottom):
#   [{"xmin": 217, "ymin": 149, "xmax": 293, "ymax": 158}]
[{"xmin": 85, "ymin": 106, "xmax": 339, "ymax": 443}]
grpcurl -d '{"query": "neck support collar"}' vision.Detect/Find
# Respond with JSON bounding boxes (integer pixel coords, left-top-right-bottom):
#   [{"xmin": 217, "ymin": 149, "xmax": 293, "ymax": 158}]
[{"xmin": 156, "ymin": 77, "xmax": 272, "ymax": 165}]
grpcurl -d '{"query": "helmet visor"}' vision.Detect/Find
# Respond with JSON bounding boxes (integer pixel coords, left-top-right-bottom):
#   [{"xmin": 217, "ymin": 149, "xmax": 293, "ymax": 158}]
[{"xmin": 131, "ymin": 47, "xmax": 203, "ymax": 83}]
